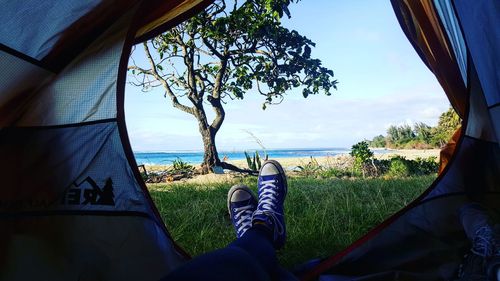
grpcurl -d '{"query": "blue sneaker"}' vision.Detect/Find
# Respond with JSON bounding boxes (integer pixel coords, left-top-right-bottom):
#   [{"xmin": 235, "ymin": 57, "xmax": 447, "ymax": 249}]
[
  {"xmin": 457, "ymin": 223, "xmax": 500, "ymax": 280},
  {"xmin": 252, "ymin": 160, "xmax": 287, "ymax": 249},
  {"xmin": 487, "ymin": 225, "xmax": 500, "ymax": 281},
  {"xmin": 227, "ymin": 184, "xmax": 257, "ymax": 238}
]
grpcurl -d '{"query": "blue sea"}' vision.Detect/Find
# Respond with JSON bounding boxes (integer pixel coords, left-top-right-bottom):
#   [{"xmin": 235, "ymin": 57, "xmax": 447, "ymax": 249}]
[{"xmin": 134, "ymin": 147, "xmax": 392, "ymax": 165}]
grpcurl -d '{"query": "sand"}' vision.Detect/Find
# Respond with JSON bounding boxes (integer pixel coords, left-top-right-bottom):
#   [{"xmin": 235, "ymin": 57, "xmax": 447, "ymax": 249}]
[{"xmin": 225, "ymin": 148, "xmax": 440, "ymax": 168}]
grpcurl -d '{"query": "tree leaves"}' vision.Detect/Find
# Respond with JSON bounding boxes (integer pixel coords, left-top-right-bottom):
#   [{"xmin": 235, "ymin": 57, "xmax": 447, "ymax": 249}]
[{"xmin": 132, "ymin": 0, "xmax": 337, "ymax": 115}]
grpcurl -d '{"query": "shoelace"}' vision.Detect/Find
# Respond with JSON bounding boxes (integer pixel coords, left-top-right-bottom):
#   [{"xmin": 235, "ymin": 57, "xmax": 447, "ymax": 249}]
[
  {"xmin": 234, "ymin": 205, "xmax": 254, "ymax": 235},
  {"xmin": 472, "ymin": 226, "xmax": 494, "ymax": 257},
  {"xmin": 253, "ymin": 179, "xmax": 284, "ymax": 235}
]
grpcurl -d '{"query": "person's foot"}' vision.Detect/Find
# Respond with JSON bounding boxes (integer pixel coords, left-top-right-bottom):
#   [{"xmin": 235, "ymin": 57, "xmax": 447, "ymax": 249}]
[
  {"xmin": 487, "ymin": 225, "xmax": 500, "ymax": 281},
  {"xmin": 252, "ymin": 160, "xmax": 287, "ymax": 249},
  {"xmin": 457, "ymin": 224, "xmax": 500, "ymax": 280},
  {"xmin": 227, "ymin": 184, "xmax": 258, "ymax": 238}
]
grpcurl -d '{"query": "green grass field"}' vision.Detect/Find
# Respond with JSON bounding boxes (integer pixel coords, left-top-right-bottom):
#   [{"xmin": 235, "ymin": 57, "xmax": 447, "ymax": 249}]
[{"xmin": 149, "ymin": 175, "xmax": 435, "ymax": 268}]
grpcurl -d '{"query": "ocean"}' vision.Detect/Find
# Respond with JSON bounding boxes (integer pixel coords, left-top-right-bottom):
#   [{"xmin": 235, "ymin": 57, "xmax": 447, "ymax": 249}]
[{"xmin": 133, "ymin": 147, "xmax": 392, "ymax": 165}]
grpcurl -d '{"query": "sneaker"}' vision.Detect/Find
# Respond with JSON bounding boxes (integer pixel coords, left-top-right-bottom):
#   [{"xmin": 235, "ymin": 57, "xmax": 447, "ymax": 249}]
[
  {"xmin": 252, "ymin": 160, "xmax": 287, "ymax": 249},
  {"xmin": 457, "ymin": 224, "xmax": 500, "ymax": 280},
  {"xmin": 487, "ymin": 224, "xmax": 500, "ymax": 281},
  {"xmin": 227, "ymin": 184, "xmax": 258, "ymax": 238}
]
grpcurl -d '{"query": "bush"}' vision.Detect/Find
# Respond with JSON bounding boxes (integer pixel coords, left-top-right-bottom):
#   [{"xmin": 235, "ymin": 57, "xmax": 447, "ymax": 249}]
[
  {"xmin": 297, "ymin": 157, "xmax": 323, "ymax": 177},
  {"xmin": 350, "ymin": 141, "xmax": 374, "ymax": 177},
  {"xmin": 350, "ymin": 141, "xmax": 374, "ymax": 163},
  {"xmin": 171, "ymin": 158, "xmax": 195, "ymax": 174},
  {"xmin": 244, "ymin": 151, "xmax": 267, "ymax": 171},
  {"xmin": 368, "ymin": 159, "xmax": 391, "ymax": 177},
  {"xmin": 140, "ymin": 158, "xmax": 195, "ymax": 183},
  {"xmin": 385, "ymin": 156, "xmax": 438, "ymax": 177},
  {"xmin": 387, "ymin": 156, "xmax": 410, "ymax": 177},
  {"xmin": 413, "ymin": 157, "xmax": 439, "ymax": 175}
]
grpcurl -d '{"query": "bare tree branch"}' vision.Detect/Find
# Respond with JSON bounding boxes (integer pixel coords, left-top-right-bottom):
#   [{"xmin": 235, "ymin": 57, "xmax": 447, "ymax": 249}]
[{"xmin": 142, "ymin": 42, "xmax": 195, "ymax": 115}]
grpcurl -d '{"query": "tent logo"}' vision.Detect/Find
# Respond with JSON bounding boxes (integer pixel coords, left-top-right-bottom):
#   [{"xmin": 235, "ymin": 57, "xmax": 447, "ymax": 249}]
[{"xmin": 62, "ymin": 177, "xmax": 115, "ymax": 206}]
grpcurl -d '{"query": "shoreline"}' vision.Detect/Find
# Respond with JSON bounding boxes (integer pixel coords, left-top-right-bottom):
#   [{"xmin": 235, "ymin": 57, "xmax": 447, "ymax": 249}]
[{"xmin": 144, "ymin": 148, "xmax": 440, "ymax": 172}]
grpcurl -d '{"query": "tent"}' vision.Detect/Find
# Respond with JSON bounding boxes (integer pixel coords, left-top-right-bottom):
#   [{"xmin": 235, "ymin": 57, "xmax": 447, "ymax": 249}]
[{"xmin": 0, "ymin": 0, "xmax": 498, "ymax": 280}]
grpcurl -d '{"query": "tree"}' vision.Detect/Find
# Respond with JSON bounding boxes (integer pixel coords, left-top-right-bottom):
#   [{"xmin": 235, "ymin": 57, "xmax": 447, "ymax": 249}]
[
  {"xmin": 386, "ymin": 124, "xmax": 415, "ymax": 147},
  {"xmin": 369, "ymin": 134, "xmax": 386, "ymax": 148},
  {"xmin": 129, "ymin": 0, "xmax": 337, "ymax": 173},
  {"xmin": 414, "ymin": 122, "xmax": 432, "ymax": 144},
  {"xmin": 431, "ymin": 107, "xmax": 461, "ymax": 147}
]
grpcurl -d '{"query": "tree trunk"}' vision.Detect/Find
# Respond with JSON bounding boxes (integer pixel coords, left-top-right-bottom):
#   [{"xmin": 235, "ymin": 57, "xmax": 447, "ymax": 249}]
[
  {"xmin": 193, "ymin": 107, "xmax": 221, "ymax": 174},
  {"xmin": 200, "ymin": 126, "xmax": 221, "ymax": 174}
]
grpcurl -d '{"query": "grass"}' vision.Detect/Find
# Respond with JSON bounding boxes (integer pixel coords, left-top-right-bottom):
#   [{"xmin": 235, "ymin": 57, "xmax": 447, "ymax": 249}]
[{"xmin": 149, "ymin": 175, "xmax": 435, "ymax": 268}]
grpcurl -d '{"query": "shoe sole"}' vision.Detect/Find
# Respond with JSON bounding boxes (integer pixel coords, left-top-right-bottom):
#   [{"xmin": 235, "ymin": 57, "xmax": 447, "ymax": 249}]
[
  {"xmin": 227, "ymin": 184, "xmax": 256, "ymax": 219},
  {"xmin": 260, "ymin": 160, "xmax": 288, "ymax": 199}
]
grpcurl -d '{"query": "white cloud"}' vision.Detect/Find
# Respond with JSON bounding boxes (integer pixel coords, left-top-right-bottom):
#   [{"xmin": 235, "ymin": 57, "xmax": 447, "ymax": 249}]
[{"xmin": 126, "ymin": 88, "xmax": 450, "ymax": 151}]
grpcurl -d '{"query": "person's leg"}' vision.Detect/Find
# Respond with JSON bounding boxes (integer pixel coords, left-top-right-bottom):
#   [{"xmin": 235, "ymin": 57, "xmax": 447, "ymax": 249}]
[
  {"xmin": 228, "ymin": 225, "xmax": 278, "ymax": 277},
  {"xmin": 227, "ymin": 161, "xmax": 291, "ymax": 279},
  {"xmin": 162, "ymin": 185, "xmax": 271, "ymax": 281},
  {"xmin": 239, "ymin": 160, "xmax": 297, "ymax": 280},
  {"xmin": 162, "ymin": 161, "xmax": 292, "ymax": 281},
  {"xmin": 162, "ymin": 246, "xmax": 272, "ymax": 281}
]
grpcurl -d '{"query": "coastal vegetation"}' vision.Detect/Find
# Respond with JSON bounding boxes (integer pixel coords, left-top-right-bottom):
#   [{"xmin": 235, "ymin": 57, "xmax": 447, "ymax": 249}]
[
  {"xmin": 129, "ymin": 0, "xmax": 337, "ymax": 174},
  {"xmin": 367, "ymin": 107, "xmax": 461, "ymax": 149},
  {"xmin": 295, "ymin": 153, "xmax": 438, "ymax": 179},
  {"xmin": 140, "ymin": 158, "xmax": 195, "ymax": 183}
]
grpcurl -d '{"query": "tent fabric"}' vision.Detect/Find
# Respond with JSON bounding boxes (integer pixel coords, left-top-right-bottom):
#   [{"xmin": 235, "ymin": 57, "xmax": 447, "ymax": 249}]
[
  {"xmin": 13, "ymin": 11, "xmax": 130, "ymax": 126},
  {"xmin": 134, "ymin": 0, "xmax": 209, "ymax": 43},
  {"xmin": 453, "ymin": 0, "xmax": 500, "ymax": 144},
  {"xmin": 453, "ymin": 0, "xmax": 500, "ymax": 107},
  {"xmin": 1, "ymin": 1, "xmax": 103, "ymax": 60},
  {"xmin": 432, "ymin": 0, "xmax": 467, "ymax": 86},
  {"xmin": 0, "ymin": 1, "xmax": 213, "ymax": 280},
  {"xmin": 1, "ymin": 0, "xmax": 498, "ymax": 281},
  {"xmin": 390, "ymin": 0, "xmax": 467, "ymax": 118}
]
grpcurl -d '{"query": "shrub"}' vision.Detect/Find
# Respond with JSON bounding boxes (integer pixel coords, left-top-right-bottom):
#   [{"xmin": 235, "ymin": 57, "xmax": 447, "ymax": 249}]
[
  {"xmin": 385, "ymin": 156, "xmax": 438, "ymax": 177},
  {"xmin": 413, "ymin": 157, "xmax": 439, "ymax": 175},
  {"xmin": 364, "ymin": 159, "xmax": 391, "ymax": 177},
  {"xmin": 387, "ymin": 156, "xmax": 411, "ymax": 177},
  {"xmin": 172, "ymin": 158, "xmax": 195, "ymax": 174},
  {"xmin": 297, "ymin": 157, "xmax": 323, "ymax": 177},
  {"xmin": 244, "ymin": 151, "xmax": 267, "ymax": 171},
  {"xmin": 350, "ymin": 141, "xmax": 374, "ymax": 163},
  {"xmin": 350, "ymin": 141, "xmax": 374, "ymax": 177}
]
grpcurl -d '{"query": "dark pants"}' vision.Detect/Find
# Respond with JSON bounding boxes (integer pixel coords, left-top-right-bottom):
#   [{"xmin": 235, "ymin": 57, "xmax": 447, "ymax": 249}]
[{"xmin": 162, "ymin": 225, "xmax": 296, "ymax": 281}]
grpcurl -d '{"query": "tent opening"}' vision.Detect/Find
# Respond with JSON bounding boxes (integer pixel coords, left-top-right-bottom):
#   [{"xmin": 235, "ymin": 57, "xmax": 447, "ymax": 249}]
[{"xmin": 123, "ymin": 0, "xmax": 454, "ymax": 270}]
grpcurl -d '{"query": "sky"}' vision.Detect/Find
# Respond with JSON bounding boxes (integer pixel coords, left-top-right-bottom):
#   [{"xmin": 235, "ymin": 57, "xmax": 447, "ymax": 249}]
[{"xmin": 124, "ymin": 0, "xmax": 451, "ymax": 152}]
